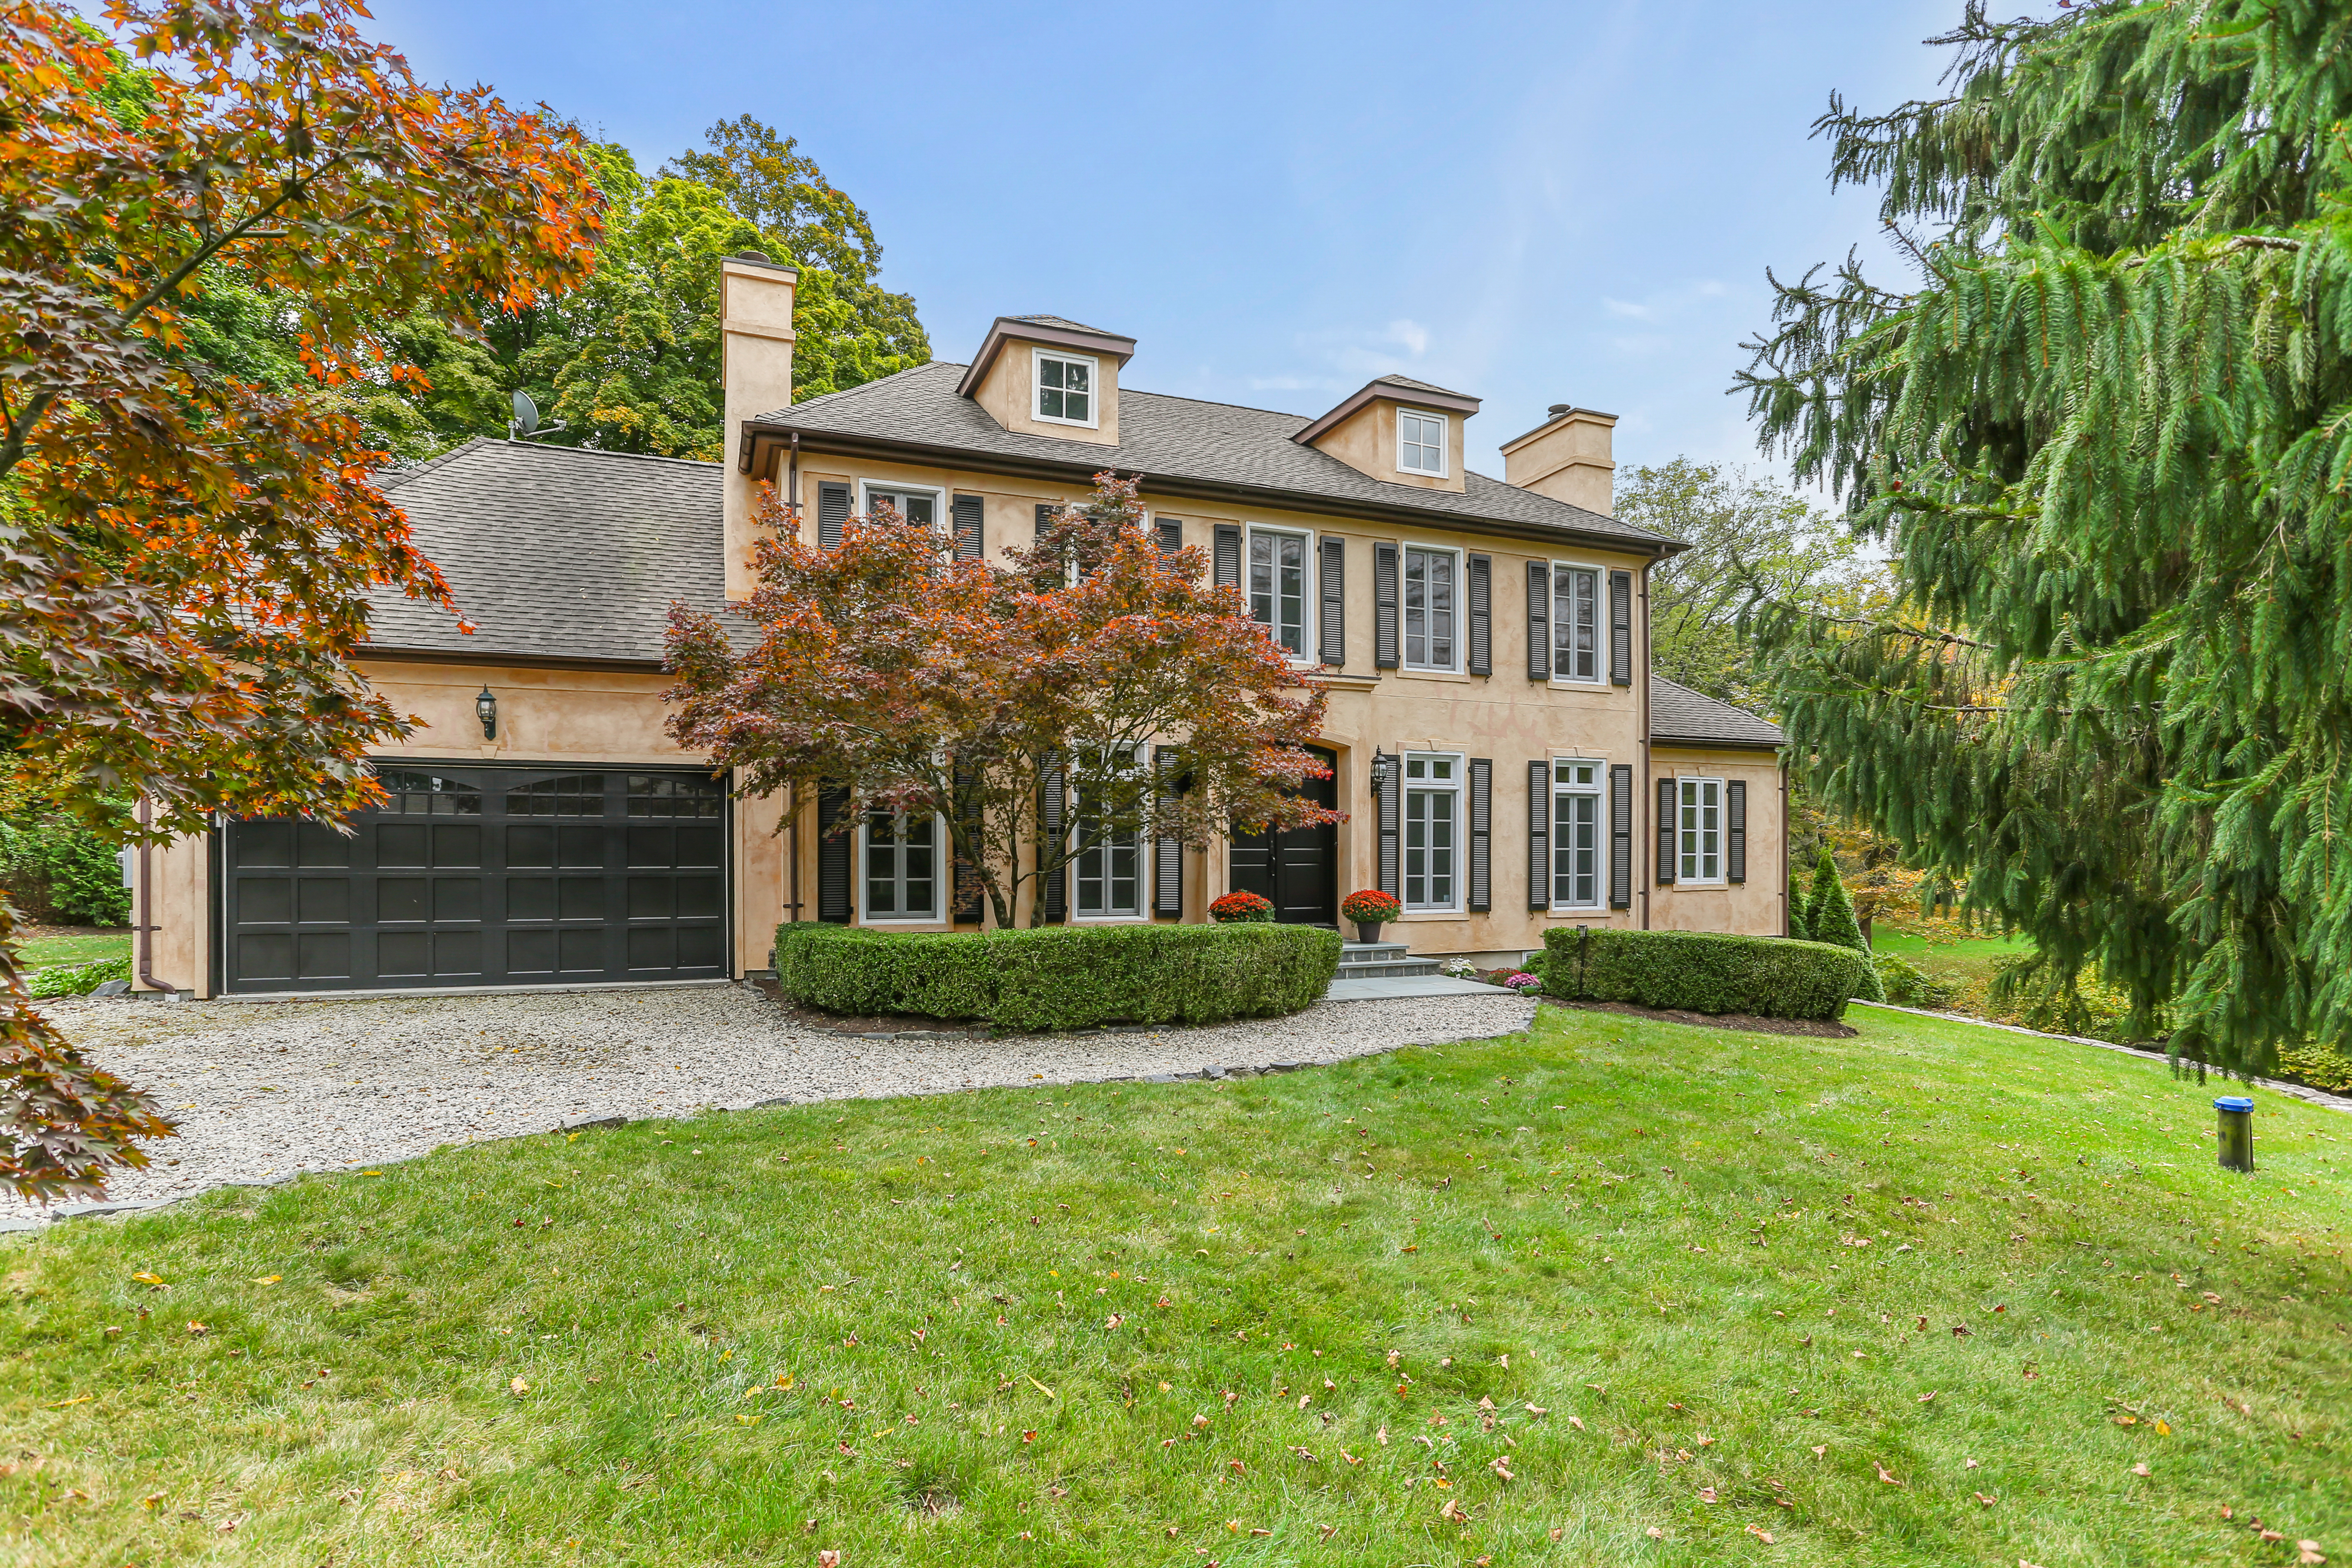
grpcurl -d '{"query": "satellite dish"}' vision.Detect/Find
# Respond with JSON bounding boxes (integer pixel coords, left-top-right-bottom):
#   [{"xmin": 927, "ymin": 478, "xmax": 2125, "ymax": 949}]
[{"xmin": 507, "ymin": 390, "xmax": 564, "ymax": 441}]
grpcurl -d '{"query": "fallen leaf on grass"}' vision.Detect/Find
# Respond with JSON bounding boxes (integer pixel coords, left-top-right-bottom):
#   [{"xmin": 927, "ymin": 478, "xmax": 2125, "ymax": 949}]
[
  {"xmin": 253, "ymin": 1276, "xmax": 281, "ymax": 1285},
  {"xmin": 1746, "ymin": 1525, "xmax": 1776, "ymax": 1544},
  {"xmin": 1697, "ymin": 1488, "xmax": 1718, "ymax": 1503},
  {"xmin": 1646, "ymin": 1526, "xmax": 1665, "ymax": 1539},
  {"xmin": 1568, "ymin": 1415, "xmax": 1586, "ymax": 1432},
  {"xmin": 42, "ymin": 1394, "xmax": 92, "ymax": 1409},
  {"xmin": 817, "ymin": 1551, "xmax": 841, "ymax": 1568},
  {"xmin": 510, "ymin": 1379, "xmax": 529, "ymax": 1396},
  {"xmin": 1918, "ymin": 1391, "xmax": 1937, "ymax": 1405},
  {"xmin": 1874, "ymin": 1461, "xmax": 1904, "ymax": 1486},
  {"xmin": 2299, "ymin": 1542, "xmax": 2326, "ymax": 1565},
  {"xmin": 2130, "ymin": 1463, "xmax": 2151, "ymax": 1477},
  {"xmin": 1974, "ymin": 1492, "xmax": 1996, "ymax": 1507}
]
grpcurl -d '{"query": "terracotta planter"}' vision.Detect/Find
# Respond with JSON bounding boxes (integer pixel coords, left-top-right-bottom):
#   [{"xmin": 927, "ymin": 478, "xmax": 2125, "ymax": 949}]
[{"xmin": 1355, "ymin": 920, "xmax": 1389, "ymax": 944}]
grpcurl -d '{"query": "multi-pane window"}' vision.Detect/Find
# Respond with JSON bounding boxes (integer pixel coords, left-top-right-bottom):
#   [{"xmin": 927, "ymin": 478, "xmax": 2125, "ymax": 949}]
[
  {"xmin": 374, "ymin": 771, "xmax": 481, "ymax": 815},
  {"xmin": 628, "ymin": 774, "xmax": 723, "ymax": 818},
  {"xmin": 1397, "ymin": 409, "xmax": 1446, "ymax": 475},
  {"xmin": 1678, "ymin": 777, "xmax": 1723, "ymax": 884},
  {"xmin": 1403, "ymin": 547, "xmax": 1457, "ymax": 670},
  {"xmin": 864, "ymin": 811, "xmax": 938, "ymax": 920},
  {"xmin": 1403, "ymin": 753, "xmax": 1460, "ymax": 911},
  {"xmin": 1552, "ymin": 759, "xmax": 1602, "ymax": 909},
  {"xmin": 1553, "ymin": 565, "xmax": 1600, "ymax": 682},
  {"xmin": 1073, "ymin": 746, "xmax": 1143, "ymax": 918},
  {"xmin": 1036, "ymin": 352, "xmax": 1094, "ymax": 424},
  {"xmin": 863, "ymin": 484, "xmax": 938, "ymax": 528},
  {"xmin": 505, "ymin": 774, "xmax": 604, "ymax": 817},
  {"xmin": 1249, "ymin": 529, "xmax": 1310, "ymax": 657}
]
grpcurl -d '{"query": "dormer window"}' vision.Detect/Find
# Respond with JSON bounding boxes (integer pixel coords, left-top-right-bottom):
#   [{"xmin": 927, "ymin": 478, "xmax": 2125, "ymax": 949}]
[
  {"xmin": 1397, "ymin": 409, "xmax": 1447, "ymax": 476},
  {"xmin": 1035, "ymin": 350, "xmax": 1097, "ymax": 428}
]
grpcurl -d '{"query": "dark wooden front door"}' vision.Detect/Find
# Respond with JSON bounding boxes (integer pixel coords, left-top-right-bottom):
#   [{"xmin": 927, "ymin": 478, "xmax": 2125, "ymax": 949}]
[
  {"xmin": 1228, "ymin": 745, "xmax": 1339, "ymax": 927},
  {"xmin": 220, "ymin": 764, "xmax": 728, "ymax": 993}
]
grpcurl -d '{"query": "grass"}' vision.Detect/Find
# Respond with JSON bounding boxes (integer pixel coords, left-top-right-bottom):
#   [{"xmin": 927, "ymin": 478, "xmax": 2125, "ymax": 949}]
[
  {"xmin": 18, "ymin": 930, "xmax": 132, "ymax": 970},
  {"xmin": 4, "ymin": 1004, "xmax": 2347, "ymax": 1567}
]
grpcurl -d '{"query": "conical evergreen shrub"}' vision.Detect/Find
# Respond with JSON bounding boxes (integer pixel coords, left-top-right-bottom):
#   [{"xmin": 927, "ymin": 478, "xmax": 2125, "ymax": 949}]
[
  {"xmin": 1788, "ymin": 877, "xmax": 1814, "ymax": 942},
  {"xmin": 1806, "ymin": 849, "xmax": 1882, "ymax": 1001}
]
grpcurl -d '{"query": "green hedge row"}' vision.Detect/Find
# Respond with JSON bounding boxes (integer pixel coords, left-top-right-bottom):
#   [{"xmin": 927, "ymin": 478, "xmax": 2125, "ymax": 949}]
[
  {"xmin": 773, "ymin": 922, "xmax": 1343, "ymax": 1032},
  {"xmin": 26, "ymin": 956, "xmax": 131, "ymax": 999},
  {"xmin": 1539, "ymin": 927, "xmax": 1869, "ymax": 1020}
]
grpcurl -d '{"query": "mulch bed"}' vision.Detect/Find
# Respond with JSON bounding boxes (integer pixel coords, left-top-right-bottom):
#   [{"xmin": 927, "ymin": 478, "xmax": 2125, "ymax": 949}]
[{"xmin": 1541, "ymin": 995, "xmax": 1858, "ymax": 1038}]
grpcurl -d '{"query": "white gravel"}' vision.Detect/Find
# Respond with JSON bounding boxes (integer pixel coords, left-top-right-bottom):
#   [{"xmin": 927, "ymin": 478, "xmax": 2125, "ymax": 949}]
[{"xmin": 16, "ymin": 984, "xmax": 1535, "ymax": 1216}]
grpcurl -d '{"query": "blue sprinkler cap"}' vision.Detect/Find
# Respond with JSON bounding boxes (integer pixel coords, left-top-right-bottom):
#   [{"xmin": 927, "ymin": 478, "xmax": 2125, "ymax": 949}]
[{"xmin": 2214, "ymin": 1096, "xmax": 2255, "ymax": 1113}]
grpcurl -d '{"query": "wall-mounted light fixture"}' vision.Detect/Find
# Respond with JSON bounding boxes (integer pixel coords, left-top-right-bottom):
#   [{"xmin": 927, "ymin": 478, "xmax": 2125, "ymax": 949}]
[
  {"xmin": 476, "ymin": 686, "xmax": 498, "ymax": 740},
  {"xmin": 1369, "ymin": 747, "xmax": 1398, "ymax": 797}
]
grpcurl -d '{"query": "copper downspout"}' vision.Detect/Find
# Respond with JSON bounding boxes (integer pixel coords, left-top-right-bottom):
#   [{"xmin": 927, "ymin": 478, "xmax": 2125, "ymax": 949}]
[{"xmin": 134, "ymin": 796, "xmax": 174, "ymax": 996}]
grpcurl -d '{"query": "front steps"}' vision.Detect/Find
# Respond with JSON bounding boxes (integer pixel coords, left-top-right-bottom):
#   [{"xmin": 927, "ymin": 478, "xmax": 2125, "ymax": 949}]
[{"xmin": 1336, "ymin": 941, "xmax": 1445, "ymax": 980}]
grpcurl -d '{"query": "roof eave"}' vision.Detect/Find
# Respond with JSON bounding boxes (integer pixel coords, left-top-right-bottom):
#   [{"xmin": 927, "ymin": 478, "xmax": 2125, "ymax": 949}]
[
  {"xmin": 952, "ymin": 318, "xmax": 1139, "ymax": 400},
  {"xmin": 1648, "ymin": 732, "xmax": 1784, "ymax": 751}
]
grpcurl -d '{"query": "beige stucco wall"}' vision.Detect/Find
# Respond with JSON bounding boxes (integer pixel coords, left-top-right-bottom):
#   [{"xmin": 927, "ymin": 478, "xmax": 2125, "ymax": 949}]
[
  {"xmin": 1649, "ymin": 747, "xmax": 1787, "ymax": 937},
  {"xmin": 1500, "ymin": 410, "xmax": 1617, "ymax": 515},
  {"xmin": 131, "ymin": 659, "xmax": 785, "ymax": 997},
  {"xmin": 720, "ymin": 257, "xmax": 798, "ymax": 600},
  {"xmin": 970, "ymin": 339, "xmax": 1121, "ymax": 446},
  {"xmin": 1308, "ymin": 399, "xmax": 1468, "ymax": 493}
]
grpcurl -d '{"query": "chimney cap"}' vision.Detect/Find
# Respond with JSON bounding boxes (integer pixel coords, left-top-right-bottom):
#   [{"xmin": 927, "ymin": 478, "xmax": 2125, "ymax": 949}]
[{"xmin": 1548, "ymin": 403, "xmax": 1571, "ymax": 415}]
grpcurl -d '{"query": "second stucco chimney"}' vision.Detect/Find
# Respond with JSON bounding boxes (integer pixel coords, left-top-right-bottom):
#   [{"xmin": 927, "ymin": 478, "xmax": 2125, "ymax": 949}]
[
  {"xmin": 720, "ymin": 252, "xmax": 797, "ymax": 599},
  {"xmin": 1500, "ymin": 403, "xmax": 1617, "ymax": 515}
]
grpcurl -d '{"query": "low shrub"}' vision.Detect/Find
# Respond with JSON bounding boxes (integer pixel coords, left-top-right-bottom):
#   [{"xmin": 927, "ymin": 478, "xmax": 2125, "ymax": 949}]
[
  {"xmin": 772, "ymin": 921, "xmax": 1341, "ymax": 1031},
  {"xmin": 1208, "ymin": 891, "xmax": 1274, "ymax": 924},
  {"xmin": 0, "ymin": 816, "xmax": 130, "ymax": 926},
  {"xmin": 1538, "ymin": 927, "xmax": 1869, "ymax": 1021},
  {"xmin": 27, "ymin": 956, "xmax": 131, "ymax": 999},
  {"xmin": 1874, "ymin": 950, "xmax": 1957, "ymax": 1010}
]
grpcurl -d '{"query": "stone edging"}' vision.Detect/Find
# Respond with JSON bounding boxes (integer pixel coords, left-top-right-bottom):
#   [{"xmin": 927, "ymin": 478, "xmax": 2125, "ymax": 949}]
[{"xmin": 1848, "ymin": 1000, "xmax": 2352, "ymax": 1118}]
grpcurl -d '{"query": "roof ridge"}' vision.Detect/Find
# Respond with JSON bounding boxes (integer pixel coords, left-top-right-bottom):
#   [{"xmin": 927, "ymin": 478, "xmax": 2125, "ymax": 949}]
[
  {"xmin": 383, "ymin": 436, "xmax": 723, "ymax": 485},
  {"xmin": 376, "ymin": 434, "xmax": 497, "ymax": 490}
]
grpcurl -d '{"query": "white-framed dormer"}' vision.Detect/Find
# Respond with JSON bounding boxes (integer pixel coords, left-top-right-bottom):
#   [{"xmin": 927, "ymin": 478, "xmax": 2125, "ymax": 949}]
[
  {"xmin": 860, "ymin": 479, "xmax": 944, "ymax": 533},
  {"xmin": 1673, "ymin": 775, "xmax": 1727, "ymax": 887},
  {"xmin": 1550, "ymin": 757, "xmax": 1606, "ymax": 912},
  {"xmin": 1548, "ymin": 557, "xmax": 1607, "ymax": 686},
  {"xmin": 859, "ymin": 807, "xmax": 946, "ymax": 924},
  {"xmin": 1244, "ymin": 522, "xmax": 1315, "ymax": 664},
  {"xmin": 1396, "ymin": 408, "xmax": 1449, "ymax": 479},
  {"xmin": 1401, "ymin": 542, "xmax": 1463, "ymax": 673},
  {"xmin": 1031, "ymin": 346, "xmax": 1100, "ymax": 430}
]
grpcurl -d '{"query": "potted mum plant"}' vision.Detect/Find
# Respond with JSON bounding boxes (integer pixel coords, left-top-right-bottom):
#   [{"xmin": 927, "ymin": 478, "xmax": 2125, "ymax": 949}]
[
  {"xmin": 1339, "ymin": 888, "xmax": 1401, "ymax": 944},
  {"xmin": 1209, "ymin": 890, "xmax": 1276, "ymax": 924}
]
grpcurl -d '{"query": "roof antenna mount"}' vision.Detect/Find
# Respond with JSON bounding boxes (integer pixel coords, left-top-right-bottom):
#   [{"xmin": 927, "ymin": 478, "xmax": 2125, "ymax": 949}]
[{"xmin": 508, "ymin": 389, "xmax": 568, "ymax": 442}]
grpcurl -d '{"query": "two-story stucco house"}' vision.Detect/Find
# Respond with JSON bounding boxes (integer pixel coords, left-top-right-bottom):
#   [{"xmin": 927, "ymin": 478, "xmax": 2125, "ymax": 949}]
[{"xmin": 129, "ymin": 254, "xmax": 1786, "ymax": 998}]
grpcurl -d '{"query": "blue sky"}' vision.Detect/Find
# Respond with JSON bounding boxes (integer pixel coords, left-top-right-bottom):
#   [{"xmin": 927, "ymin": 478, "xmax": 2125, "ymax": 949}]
[{"xmin": 366, "ymin": 0, "xmax": 1959, "ymax": 483}]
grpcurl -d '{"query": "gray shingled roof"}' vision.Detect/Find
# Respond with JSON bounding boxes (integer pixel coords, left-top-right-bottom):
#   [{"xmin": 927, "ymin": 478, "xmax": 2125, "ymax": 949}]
[
  {"xmin": 1377, "ymin": 373, "xmax": 1476, "ymax": 399},
  {"xmin": 1650, "ymin": 676, "xmax": 1784, "ymax": 749},
  {"xmin": 757, "ymin": 362, "xmax": 1676, "ymax": 551},
  {"xmin": 1006, "ymin": 313, "xmax": 1118, "ymax": 336},
  {"xmin": 366, "ymin": 438, "xmax": 725, "ymax": 664}
]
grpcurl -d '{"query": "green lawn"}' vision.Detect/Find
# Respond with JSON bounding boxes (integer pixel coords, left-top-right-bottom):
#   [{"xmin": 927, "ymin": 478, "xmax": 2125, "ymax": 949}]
[
  {"xmin": 19, "ymin": 930, "xmax": 132, "ymax": 970},
  {"xmin": 5, "ymin": 1004, "xmax": 2347, "ymax": 1567}
]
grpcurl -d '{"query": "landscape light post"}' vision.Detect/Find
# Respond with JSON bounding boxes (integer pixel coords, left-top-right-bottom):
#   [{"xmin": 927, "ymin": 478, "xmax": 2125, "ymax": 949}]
[{"xmin": 2214, "ymin": 1096, "xmax": 2255, "ymax": 1172}]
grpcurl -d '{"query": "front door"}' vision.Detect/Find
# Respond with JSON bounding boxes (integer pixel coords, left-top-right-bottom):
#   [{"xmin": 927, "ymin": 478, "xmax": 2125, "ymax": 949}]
[{"xmin": 1227, "ymin": 745, "xmax": 1338, "ymax": 927}]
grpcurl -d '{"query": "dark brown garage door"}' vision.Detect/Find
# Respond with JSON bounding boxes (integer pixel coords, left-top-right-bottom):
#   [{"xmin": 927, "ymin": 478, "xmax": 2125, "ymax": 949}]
[{"xmin": 220, "ymin": 764, "xmax": 728, "ymax": 993}]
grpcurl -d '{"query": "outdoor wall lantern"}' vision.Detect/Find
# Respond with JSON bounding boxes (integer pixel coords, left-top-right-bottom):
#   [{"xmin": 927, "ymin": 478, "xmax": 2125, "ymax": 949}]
[
  {"xmin": 476, "ymin": 686, "xmax": 498, "ymax": 740},
  {"xmin": 1369, "ymin": 747, "xmax": 1399, "ymax": 797}
]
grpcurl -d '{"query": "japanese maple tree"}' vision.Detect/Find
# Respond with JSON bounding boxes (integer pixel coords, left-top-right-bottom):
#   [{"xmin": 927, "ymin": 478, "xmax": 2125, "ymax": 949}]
[
  {"xmin": 665, "ymin": 473, "xmax": 1337, "ymax": 929},
  {"xmin": 0, "ymin": 0, "xmax": 602, "ymax": 1198}
]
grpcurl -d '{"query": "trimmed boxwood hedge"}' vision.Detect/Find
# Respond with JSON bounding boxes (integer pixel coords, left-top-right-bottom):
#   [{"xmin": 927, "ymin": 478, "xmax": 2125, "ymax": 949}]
[
  {"xmin": 1538, "ymin": 927, "xmax": 1869, "ymax": 1021},
  {"xmin": 773, "ymin": 921, "xmax": 1343, "ymax": 1032}
]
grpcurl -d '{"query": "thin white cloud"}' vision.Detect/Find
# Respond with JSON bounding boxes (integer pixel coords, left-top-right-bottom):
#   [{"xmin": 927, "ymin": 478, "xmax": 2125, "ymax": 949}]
[{"xmin": 1602, "ymin": 298, "xmax": 1653, "ymax": 320}]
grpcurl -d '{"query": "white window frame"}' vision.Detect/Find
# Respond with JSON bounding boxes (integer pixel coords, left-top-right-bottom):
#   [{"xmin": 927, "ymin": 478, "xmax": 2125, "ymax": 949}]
[
  {"xmin": 1070, "ymin": 745, "xmax": 1147, "ymax": 922},
  {"xmin": 1033, "ymin": 347, "xmax": 1100, "ymax": 429},
  {"xmin": 1550, "ymin": 560, "xmax": 1605, "ymax": 685},
  {"xmin": 1551, "ymin": 757, "xmax": 1605, "ymax": 911},
  {"xmin": 1676, "ymin": 776, "xmax": 1726, "ymax": 887},
  {"xmin": 1401, "ymin": 544, "xmax": 1461, "ymax": 673},
  {"xmin": 859, "ymin": 480, "xmax": 945, "ymax": 535},
  {"xmin": 1402, "ymin": 751, "xmax": 1464, "ymax": 913},
  {"xmin": 860, "ymin": 808, "xmax": 945, "ymax": 924},
  {"xmin": 1396, "ymin": 407, "xmax": 1448, "ymax": 477},
  {"xmin": 1245, "ymin": 523, "xmax": 1315, "ymax": 662}
]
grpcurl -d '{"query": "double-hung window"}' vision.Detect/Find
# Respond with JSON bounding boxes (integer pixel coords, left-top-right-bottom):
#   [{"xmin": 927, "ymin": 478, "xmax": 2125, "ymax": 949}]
[
  {"xmin": 1072, "ymin": 745, "xmax": 1144, "ymax": 918},
  {"xmin": 1248, "ymin": 528, "xmax": 1310, "ymax": 657},
  {"xmin": 1403, "ymin": 753, "xmax": 1461, "ymax": 911},
  {"xmin": 1552, "ymin": 759, "xmax": 1603, "ymax": 909},
  {"xmin": 1035, "ymin": 350, "xmax": 1096, "ymax": 426},
  {"xmin": 1397, "ymin": 409, "xmax": 1446, "ymax": 476},
  {"xmin": 862, "ymin": 483, "xmax": 939, "ymax": 530},
  {"xmin": 1677, "ymin": 777, "xmax": 1724, "ymax": 884},
  {"xmin": 1552, "ymin": 564, "xmax": 1600, "ymax": 682},
  {"xmin": 863, "ymin": 809, "xmax": 939, "ymax": 921},
  {"xmin": 1403, "ymin": 547, "xmax": 1457, "ymax": 670}
]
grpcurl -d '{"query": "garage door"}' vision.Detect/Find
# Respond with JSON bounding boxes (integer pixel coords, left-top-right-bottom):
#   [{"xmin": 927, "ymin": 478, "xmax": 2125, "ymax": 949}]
[{"xmin": 220, "ymin": 764, "xmax": 728, "ymax": 994}]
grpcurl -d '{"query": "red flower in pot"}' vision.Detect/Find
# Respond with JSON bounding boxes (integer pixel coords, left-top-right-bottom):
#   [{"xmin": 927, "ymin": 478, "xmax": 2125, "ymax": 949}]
[{"xmin": 1340, "ymin": 889, "xmax": 1401, "ymax": 943}]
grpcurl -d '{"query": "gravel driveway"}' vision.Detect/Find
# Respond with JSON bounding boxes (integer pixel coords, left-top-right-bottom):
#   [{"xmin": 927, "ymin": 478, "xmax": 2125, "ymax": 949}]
[{"xmin": 19, "ymin": 984, "xmax": 1536, "ymax": 1214}]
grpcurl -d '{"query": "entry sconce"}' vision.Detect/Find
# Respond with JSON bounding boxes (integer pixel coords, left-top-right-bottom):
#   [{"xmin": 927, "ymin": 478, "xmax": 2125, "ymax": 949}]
[
  {"xmin": 1369, "ymin": 747, "xmax": 1398, "ymax": 797},
  {"xmin": 476, "ymin": 686, "xmax": 498, "ymax": 740}
]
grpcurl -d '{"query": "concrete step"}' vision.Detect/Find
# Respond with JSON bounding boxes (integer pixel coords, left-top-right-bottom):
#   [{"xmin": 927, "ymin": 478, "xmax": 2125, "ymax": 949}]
[{"xmin": 1336, "ymin": 941, "xmax": 1443, "ymax": 979}]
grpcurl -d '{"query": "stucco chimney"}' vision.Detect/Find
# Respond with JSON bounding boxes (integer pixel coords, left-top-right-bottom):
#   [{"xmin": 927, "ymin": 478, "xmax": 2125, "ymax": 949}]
[
  {"xmin": 1500, "ymin": 403, "xmax": 1617, "ymax": 515},
  {"xmin": 720, "ymin": 252, "xmax": 797, "ymax": 599}
]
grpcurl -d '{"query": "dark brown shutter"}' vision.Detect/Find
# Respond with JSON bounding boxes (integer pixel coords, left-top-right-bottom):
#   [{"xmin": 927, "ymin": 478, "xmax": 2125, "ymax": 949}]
[
  {"xmin": 1153, "ymin": 745, "xmax": 1184, "ymax": 917},
  {"xmin": 816, "ymin": 785, "xmax": 854, "ymax": 922},
  {"xmin": 1318, "ymin": 537, "xmax": 1345, "ymax": 666},
  {"xmin": 1526, "ymin": 561, "xmax": 1550, "ymax": 681},
  {"xmin": 1039, "ymin": 751, "xmax": 1067, "ymax": 924},
  {"xmin": 951, "ymin": 759, "xmax": 984, "ymax": 924},
  {"xmin": 1656, "ymin": 776, "xmax": 1677, "ymax": 886},
  {"xmin": 1727, "ymin": 779, "xmax": 1747, "ymax": 883},
  {"xmin": 951, "ymin": 494, "xmax": 984, "ymax": 563},
  {"xmin": 1466, "ymin": 554, "xmax": 1492, "ymax": 676},
  {"xmin": 1609, "ymin": 764, "xmax": 1633, "ymax": 909},
  {"xmin": 1213, "ymin": 523, "xmax": 1242, "ymax": 589},
  {"xmin": 1035, "ymin": 502, "xmax": 1057, "ymax": 536},
  {"xmin": 1609, "ymin": 569, "xmax": 1633, "ymax": 686},
  {"xmin": 817, "ymin": 482, "xmax": 851, "ymax": 549},
  {"xmin": 1374, "ymin": 543, "xmax": 1400, "ymax": 669},
  {"xmin": 1156, "ymin": 517, "xmax": 1183, "ymax": 555},
  {"xmin": 1468, "ymin": 757, "xmax": 1492, "ymax": 913},
  {"xmin": 1528, "ymin": 760, "xmax": 1550, "ymax": 911},
  {"xmin": 1377, "ymin": 755, "xmax": 1400, "ymax": 899}
]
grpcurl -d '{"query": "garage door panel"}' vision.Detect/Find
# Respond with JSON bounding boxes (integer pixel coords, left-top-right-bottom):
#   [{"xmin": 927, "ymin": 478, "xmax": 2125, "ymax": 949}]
[{"xmin": 225, "ymin": 765, "xmax": 728, "ymax": 993}]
